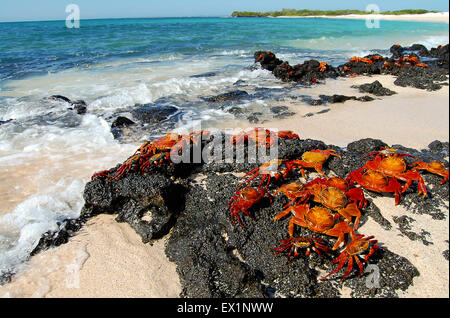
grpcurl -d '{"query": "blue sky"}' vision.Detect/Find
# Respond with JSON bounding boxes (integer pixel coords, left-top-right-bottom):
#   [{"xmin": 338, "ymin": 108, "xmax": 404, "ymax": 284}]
[{"xmin": 0, "ymin": 0, "xmax": 448, "ymax": 22}]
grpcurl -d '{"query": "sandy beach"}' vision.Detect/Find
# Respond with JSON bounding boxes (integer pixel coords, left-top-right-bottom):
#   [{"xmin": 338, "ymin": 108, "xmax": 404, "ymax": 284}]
[
  {"xmin": 1, "ymin": 73, "xmax": 448, "ymax": 298},
  {"xmin": 276, "ymin": 12, "xmax": 449, "ymax": 23}
]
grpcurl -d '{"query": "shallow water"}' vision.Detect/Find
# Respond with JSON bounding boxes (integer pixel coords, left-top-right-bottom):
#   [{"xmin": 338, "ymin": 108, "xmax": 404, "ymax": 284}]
[{"xmin": 0, "ymin": 17, "xmax": 448, "ymax": 276}]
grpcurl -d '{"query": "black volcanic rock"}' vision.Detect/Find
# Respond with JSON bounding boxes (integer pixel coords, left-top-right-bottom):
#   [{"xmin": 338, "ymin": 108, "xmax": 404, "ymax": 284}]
[
  {"xmin": 17, "ymin": 134, "xmax": 450, "ymax": 297},
  {"xmin": 255, "ymin": 43, "xmax": 449, "ymax": 91},
  {"xmin": 204, "ymin": 90, "xmax": 250, "ymax": 102},
  {"xmin": 132, "ymin": 104, "xmax": 178, "ymax": 124},
  {"xmin": 111, "ymin": 116, "xmax": 136, "ymax": 128},
  {"xmin": 352, "ymin": 80, "xmax": 397, "ymax": 96}
]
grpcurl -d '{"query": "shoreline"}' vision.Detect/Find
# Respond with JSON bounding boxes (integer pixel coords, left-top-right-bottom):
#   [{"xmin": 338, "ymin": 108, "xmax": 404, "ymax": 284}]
[
  {"xmin": 1, "ymin": 73, "xmax": 448, "ymax": 298},
  {"xmin": 273, "ymin": 12, "xmax": 449, "ymax": 23}
]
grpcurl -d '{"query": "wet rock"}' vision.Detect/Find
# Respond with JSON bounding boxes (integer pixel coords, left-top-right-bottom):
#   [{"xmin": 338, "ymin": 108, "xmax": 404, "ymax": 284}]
[
  {"xmin": 111, "ymin": 116, "xmax": 136, "ymax": 128},
  {"xmin": 190, "ymin": 72, "xmax": 216, "ymax": 78},
  {"xmin": 270, "ymin": 106, "xmax": 289, "ymax": 114},
  {"xmin": 48, "ymin": 95, "xmax": 88, "ymax": 114},
  {"xmin": 0, "ymin": 119, "xmax": 13, "ymax": 125},
  {"xmin": 204, "ymin": 90, "xmax": 250, "ymax": 103},
  {"xmin": 48, "ymin": 95, "xmax": 72, "ymax": 103},
  {"xmin": 254, "ymin": 51, "xmax": 283, "ymax": 72},
  {"xmin": 247, "ymin": 112, "xmax": 263, "ymax": 123},
  {"xmin": 132, "ymin": 104, "xmax": 178, "ymax": 124},
  {"xmin": 352, "ymin": 80, "xmax": 397, "ymax": 96}
]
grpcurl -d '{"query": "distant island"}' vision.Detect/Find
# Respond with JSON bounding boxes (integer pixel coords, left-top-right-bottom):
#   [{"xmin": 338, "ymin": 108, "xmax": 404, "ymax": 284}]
[{"xmin": 231, "ymin": 9, "xmax": 440, "ymax": 17}]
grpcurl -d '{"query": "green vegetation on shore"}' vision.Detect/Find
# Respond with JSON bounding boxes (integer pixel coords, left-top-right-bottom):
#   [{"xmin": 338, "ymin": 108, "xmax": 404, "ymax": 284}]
[{"xmin": 231, "ymin": 9, "xmax": 439, "ymax": 17}]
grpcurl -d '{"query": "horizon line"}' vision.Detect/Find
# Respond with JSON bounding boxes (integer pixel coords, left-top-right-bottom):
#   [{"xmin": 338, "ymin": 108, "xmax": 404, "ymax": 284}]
[{"xmin": 0, "ymin": 15, "xmax": 234, "ymax": 24}]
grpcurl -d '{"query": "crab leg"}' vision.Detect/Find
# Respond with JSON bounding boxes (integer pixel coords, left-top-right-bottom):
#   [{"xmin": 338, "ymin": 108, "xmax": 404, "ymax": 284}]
[
  {"xmin": 342, "ymin": 255, "xmax": 354, "ymax": 281},
  {"xmin": 337, "ymin": 202, "xmax": 362, "ymax": 230},
  {"xmin": 321, "ymin": 252, "xmax": 348, "ymax": 280}
]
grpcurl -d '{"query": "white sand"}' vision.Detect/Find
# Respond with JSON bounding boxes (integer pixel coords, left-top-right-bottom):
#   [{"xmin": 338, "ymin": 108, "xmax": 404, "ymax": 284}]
[
  {"xmin": 0, "ymin": 215, "xmax": 181, "ymax": 298},
  {"xmin": 1, "ymin": 74, "xmax": 448, "ymax": 298},
  {"xmin": 213, "ymin": 75, "xmax": 449, "ymax": 149},
  {"xmin": 358, "ymin": 197, "xmax": 449, "ymax": 298},
  {"xmin": 276, "ymin": 12, "xmax": 449, "ymax": 23}
]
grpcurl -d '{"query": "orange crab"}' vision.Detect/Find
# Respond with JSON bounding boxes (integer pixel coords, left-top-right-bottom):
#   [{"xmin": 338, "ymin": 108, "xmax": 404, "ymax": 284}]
[
  {"xmin": 274, "ymin": 204, "xmax": 353, "ymax": 250},
  {"xmin": 273, "ymin": 180, "xmax": 304, "ymax": 204},
  {"xmin": 410, "ymin": 160, "xmax": 449, "ymax": 184},
  {"xmin": 398, "ymin": 54, "xmax": 420, "ymax": 64},
  {"xmin": 322, "ymin": 234, "xmax": 379, "ymax": 281},
  {"xmin": 240, "ymin": 159, "xmax": 294, "ymax": 189},
  {"xmin": 370, "ymin": 55, "xmax": 385, "ymax": 61},
  {"xmin": 272, "ymin": 237, "xmax": 330, "ymax": 262},
  {"xmin": 362, "ymin": 149, "xmax": 427, "ymax": 198},
  {"xmin": 318, "ymin": 62, "xmax": 328, "ymax": 72},
  {"xmin": 276, "ymin": 130, "xmax": 300, "ymax": 140},
  {"xmin": 304, "ymin": 177, "xmax": 368, "ymax": 208},
  {"xmin": 228, "ymin": 186, "xmax": 268, "ymax": 228},
  {"xmin": 229, "ymin": 128, "xmax": 299, "ymax": 148},
  {"xmin": 296, "ymin": 177, "xmax": 367, "ymax": 229},
  {"xmin": 416, "ymin": 63, "xmax": 429, "ymax": 68},
  {"xmin": 346, "ymin": 168, "xmax": 404, "ymax": 205},
  {"xmin": 348, "ymin": 56, "xmax": 373, "ymax": 65},
  {"xmin": 289, "ymin": 149, "xmax": 342, "ymax": 179}
]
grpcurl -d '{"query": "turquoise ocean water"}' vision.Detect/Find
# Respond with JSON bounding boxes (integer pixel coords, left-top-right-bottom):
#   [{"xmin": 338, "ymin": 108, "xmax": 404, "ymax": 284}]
[{"xmin": 0, "ymin": 17, "xmax": 448, "ymax": 278}]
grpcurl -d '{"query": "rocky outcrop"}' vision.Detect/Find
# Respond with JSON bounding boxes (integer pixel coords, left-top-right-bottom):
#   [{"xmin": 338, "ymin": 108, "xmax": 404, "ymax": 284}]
[{"xmin": 255, "ymin": 43, "xmax": 449, "ymax": 91}]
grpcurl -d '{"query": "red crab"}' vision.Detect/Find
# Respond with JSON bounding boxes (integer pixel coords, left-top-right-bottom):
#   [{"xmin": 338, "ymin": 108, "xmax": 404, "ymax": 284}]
[
  {"xmin": 409, "ymin": 160, "xmax": 449, "ymax": 184},
  {"xmin": 347, "ymin": 168, "xmax": 404, "ymax": 205},
  {"xmin": 239, "ymin": 159, "xmax": 294, "ymax": 189},
  {"xmin": 289, "ymin": 149, "xmax": 342, "ymax": 179},
  {"xmin": 229, "ymin": 128, "xmax": 299, "ymax": 148},
  {"xmin": 416, "ymin": 63, "xmax": 429, "ymax": 68},
  {"xmin": 272, "ymin": 237, "xmax": 330, "ymax": 262},
  {"xmin": 322, "ymin": 234, "xmax": 379, "ymax": 281},
  {"xmin": 273, "ymin": 180, "xmax": 305, "ymax": 207},
  {"xmin": 274, "ymin": 203, "xmax": 354, "ymax": 250},
  {"xmin": 303, "ymin": 177, "xmax": 367, "ymax": 209},
  {"xmin": 361, "ymin": 149, "xmax": 427, "ymax": 198},
  {"xmin": 348, "ymin": 56, "xmax": 373, "ymax": 65},
  {"xmin": 294, "ymin": 177, "xmax": 367, "ymax": 229},
  {"xmin": 228, "ymin": 186, "xmax": 269, "ymax": 228},
  {"xmin": 318, "ymin": 62, "xmax": 328, "ymax": 72}
]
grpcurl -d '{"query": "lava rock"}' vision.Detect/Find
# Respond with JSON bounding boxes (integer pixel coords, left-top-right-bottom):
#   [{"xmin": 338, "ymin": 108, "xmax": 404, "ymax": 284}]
[
  {"xmin": 352, "ymin": 80, "xmax": 397, "ymax": 96},
  {"xmin": 82, "ymin": 173, "xmax": 182, "ymax": 243},
  {"xmin": 132, "ymin": 104, "xmax": 178, "ymax": 124},
  {"xmin": 204, "ymin": 90, "xmax": 250, "ymax": 103},
  {"xmin": 111, "ymin": 116, "xmax": 136, "ymax": 128},
  {"xmin": 319, "ymin": 95, "xmax": 374, "ymax": 104}
]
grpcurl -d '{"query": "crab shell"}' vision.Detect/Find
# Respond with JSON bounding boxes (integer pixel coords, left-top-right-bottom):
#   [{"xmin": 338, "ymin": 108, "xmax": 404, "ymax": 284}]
[
  {"xmin": 229, "ymin": 186, "xmax": 267, "ymax": 228},
  {"xmin": 273, "ymin": 181, "xmax": 304, "ymax": 200}
]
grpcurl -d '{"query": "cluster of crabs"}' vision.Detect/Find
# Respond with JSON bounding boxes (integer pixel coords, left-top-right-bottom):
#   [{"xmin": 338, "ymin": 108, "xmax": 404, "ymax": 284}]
[
  {"xmin": 92, "ymin": 128, "xmax": 448, "ymax": 282},
  {"xmin": 228, "ymin": 130, "xmax": 449, "ymax": 281}
]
